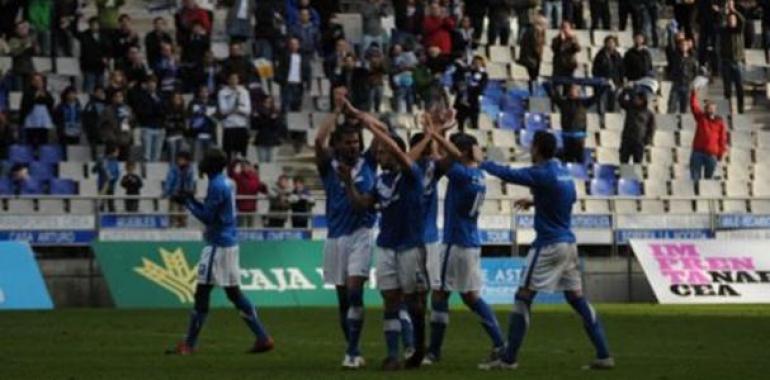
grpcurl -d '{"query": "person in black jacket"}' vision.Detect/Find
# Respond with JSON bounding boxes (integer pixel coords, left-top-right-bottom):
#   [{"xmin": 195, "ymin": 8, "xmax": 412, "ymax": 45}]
[
  {"xmin": 667, "ymin": 36, "xmax": 698, "ymax": 113},
  {"xmin": 465, "ymin": 0, "xmax": 488, "ymax": 42},
  {"xmin": 120, "ymin": 161, "xmax": 143, "ymax": 212},
  {"xmin": 623, "ymin": 33, "xmax": 653, "ymax": 82},
  {"xmin": 20, "ymin": 73, "xmax": 55, "ymax": 149},
  {"xmin": 453, "ymin": 55, "xmax": 488, "ymax": 131},
  {"xmin": 164, "ymin": 91, "xmax": 189, "ymax": 161},
  {"xmin": 82, "ymin": 86, "xmax": 107, "ymax": 159},
  {"xmin": 181, "ymin": 21, "xmax": 211, "ymax": 93},
  {"xmin": 546, "ymin": 78, "xmax": 608, "ymax": 163},
  {"xmin": 53, "ymin": 86, "xmax": 83, "ymax": 145},
  {"xmin": 592, "ymin": 35, "xmax": 624, "ymax": 113},
  {"xmin": 119, "ymin": 46, "xmax": 149, "ymax": 87},
  {"xmin": 619, "ymin": 87, "xmax": 655, "ymax": 164},
  {"xmin": 144, "ymin": 17, "xmax": 174, "ymax": 70},
  {"xmin": 333, "ymin": 53, "xmax": 370, "ymax": 111},
  {"xmin": 131, "ymin": 75, "xmax": 166, "ymax": 162},
  {"xmin": 252, "ymin": 95, "xmax": 287, "ymax": 163},
  {"xmin": 75, "ymin": 17, "xmax": 111, "ymax": 93},
  {"xmin": 589, "ymin": 0, "xmax": 611, "ymax": 30},
  {"xmin": 112, "ymin": 14, "xmax": 140, "ymax": 68},
  {"xmin": 275, "ymin": 37, "xmax": 312, "ymax": 113}
]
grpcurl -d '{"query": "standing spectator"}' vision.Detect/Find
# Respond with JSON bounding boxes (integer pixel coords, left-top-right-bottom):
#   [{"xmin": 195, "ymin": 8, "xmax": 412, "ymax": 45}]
[
  {"xmin": 366, "ymin": 48, "xmax": 388, "ymax": 112},
  {"xmin": 93, "ymin": 144, "xmax": 120, "ymax": 212},
  {"xmin": 252, "ymin": 96, "xmax": 286, "ymax": 163},
  {"xmin": 120, "ymin": 47, "xmax": 149, "ymax": 87},
  {"xmin": 154, "ymin": 42, "xmax": 181, "ymax": 98},
  {"xmin": 83, "ymin": 87, "xmax": 108, "ymax": 158},
  {"xmin": 253, "ymin": 0, "xmax": 281, "ymax": 60},
  {"xmin": 120, "ymin": 161, "xmax": 143, "ymax": 213},
  {"xmin": 592, "ymin": 35, "xmax": 624, "ymax": 113},
  {"xmin": 175, "ymin": 0, "xmax": 212, "ymax": 50},
  {"xmin": 276, "ymin": 38, "xmax": 311, "ymax": 113},
  {"xmin": 759, "ymin": 0, "xmax": 770, "ymax": 62},
  {"xmin": 464, "ymin": 0, "xmax": 488, "ymax": 42},
  {"xmin": 720, "ymin": 5, "xmax": 746, "ymax": 114},
  {"xmin": 0, "ymin": 0, "xmax": 24, "ymax": 40},
  {"xmin": 689, "ymin": 90, "xmax": 728, "ymax": 181},
  {"xmin": 144, "ymin": 17, "xmax": 174, "ymax": 70},
  {"xmin": 390, "ymin": 44, "xmax": 417, "ymax": 113},
  {"xmin": 323, "ymin": 38, "xmax": 352, "ymax": 79},
  {"xmin": 697, "ymin": 0, "xmax": 722, "ymax": 73},
  {"xmin": 112, "ymin": 14, "xmax": 140, "ymax": 67},
  {"xmin": 193, "ymin": 50, "xmax": 221, "ymax": 96},
  {"xmin": 26, "ymin": 0, "xmax": 53, "ymax": 56},
  {"xmin": 10, "ymin": 164, "xmax": 42, "ymax": 195},
  {"xmin": 105, "ymin": 70, "xmax": 128, "ymax": 100},
  {"xmin": 623, "ymin": 33, "xmax": 653, "ymax": 82},
  {"xmin": 422, "ymin": 2, "xmax": 455, "ymax": 55},
  {"xmin": 637, "ymin": 0, "xmax": 661, "ymax": 47},
  {"xmin": 224, "ymin": 0, "xmax": 255, "ymax": 43},
  {"xmin": 132, "ymin": 75, "xmax": 165, "ymax": 162},
  {"xmin": 221, "ymin": 42, "xmax": 257, "ymax": 87},
  {"xmin": 673, "ymin": 0, "xmax": 696, "ymax": 38},
  {"xmin": 218, "ymin": 72, "xmax": 252, "ymax": 160},
  {"xmin": 75, "ymin": 17, "xmax": 110, "ymax": 93},
  {"xmin": 267, "ymin": 175, "xmax": 292, "ymax": 228},
  {"xmin": 543, "ymin": 0, "xmax": 562, "ymax": 29},
  {"xmin": 361, "ymin": 0, "xmax": 389, "ymax": 51},
  {"xmin": 229, "ymin": 159, "xmax": 266, "ymax": 227},
  {"xmin": 188, "ymin": 85, "xmax": 217, "ymax": 161},
  {"xmin": 95, "ymin": 0, "xmax": 125, "ymax": 33},
  {"xmin": 20, "ymin": 73, "xmax": 54, "ymax": 149},
  {"xmin": 53, "ymin": 86, "xmax": 83, "ymax": 145},
  {"xmin": 290, "ymin": 9, "xmax": 321, "ymax": 58},
  {"xmin": 562, "ymin": 0, "xmax": 586, "ymax": 29},
  {"xmin": 517, "ymin": 14, "xmax": 547, "ymax": 93},
  {"xmin": 618, "ymin": 0, "xmax": 635, "ymax": 31},
  {"xmin": 99, "ymin": 90, "xmax": 134, "ymax": 161},
  {"xmin": 455, "ymin": 16, "xmax": 476, "ymax": 63},
  {"xmin": 7, "ymin": 21, "xmax": 38, "ymax": 91},
  {"xmin": 180, "ymin": 22, "xmax": 210, "ymax": 92},
  {"xmin": 546, "ymin": 80, "xmax": 606, "ymax": 163},
  {"xmin": 165, "ymin": 91, "xmax": 189, "ymax": 161},
  {"xmin": 619, "ymin": 87, "xmax": 655, "ymax": 164},
  {"xmin": 453, "ymin": 55, "xmax": 488, "ymax": 131},
  {"xmin": 392, "ymin": 0, "xmax": 425, "ymax": 46},
  {"xmin": 163, "ymin": 151, "xmax": 196, "ymax": 227},
  {"xmin": 286, "ymin": 0, "xmax": 321, "ymax": 28},
  {"xmin": 589, "ymin": 0, "xmax": 611, "ymax": 30},
  {"xmin": 290, "ymin": 176, "xmax": 314, "ymax": 228},
  {"xmin": 334, "ymin": 54, "xmax": 370, "ymax": 110},
  {"xmin": 667, "ymin": 37, "xmax": 698, "ymax": 113},
  {"xmin": 552, "ymin": 21, "xmax": 581, "ymax": 78}
]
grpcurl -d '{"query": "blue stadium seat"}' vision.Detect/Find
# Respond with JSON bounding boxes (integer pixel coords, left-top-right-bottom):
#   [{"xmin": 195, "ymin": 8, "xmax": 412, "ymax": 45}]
[
  {"xmin": 19, "ymin": 179, "xmax": 43, "ymax": 195},
  {"xmin": 498, "ymin": 110, "xmax": 522, "ymax": 130},
  {"xmin": 518, "ymin": 129, "xmax": 534, "ymax": 149},
  {"xmin": 525, "ymin": 112, "xmax": 550, "ymax": 131},
  {"xmin": 593, "ymin": 164, "xmax": 618, "ymax": 181},
  {"xmin": 39, "ymin": 144, "xmax": 63, "ymax": 163},
  {"xmin": 8, "ymin": 144, "xmax": 34, "ymax": 163},
  {"xmin": 29, "ymin": 162, "xmax": 55, "ymax": 180},
  {"xmin": 590, "ymin": 178, "xmax": 616, "ymax": 196},
  {"xmin": 618, "ymin": 178, "xmax": 643, "ymax": 196},
  {"xmin": 0, "ymin": 178, "xmax": 12, "ymax": 195},
  {"xmin": 49, "ymin": 178, "xmax": 78, "ymax": 195},
  {"xmin": 482, "ymin": 103, "xmax": 501, "ymax": 119},
  {"xmin": 566, "ymin": 163, "xmax": 589, "ymax": 180},
  {"xmin": 582, "ymin": 148, "xmax": 595, "ymax": 166}
]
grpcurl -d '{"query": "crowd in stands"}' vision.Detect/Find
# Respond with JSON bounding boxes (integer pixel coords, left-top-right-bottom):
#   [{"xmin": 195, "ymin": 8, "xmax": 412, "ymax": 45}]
[{"xmin": 0, "ymin": 0, "xmax": 768, "ymax": 224}]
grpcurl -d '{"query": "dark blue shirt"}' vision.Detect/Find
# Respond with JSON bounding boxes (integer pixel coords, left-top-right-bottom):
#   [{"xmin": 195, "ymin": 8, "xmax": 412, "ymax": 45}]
[
  {"xmin": 443, "ymin": 162, "xmax": 486, "ymax": 248},
  {"xmin": 319, "ymin": 152, "xmax": 378, "ymax": 238},
  {"xmin": 185, "ymin": 172, "xmax": 238, "ymax": 247},
  {"xmin": 418, "ymin": 158, "xmax": 442, "ymax": 244},
  {"xmin": 374, "ymin": 163, "xmax": 425, "ymax": 250}
]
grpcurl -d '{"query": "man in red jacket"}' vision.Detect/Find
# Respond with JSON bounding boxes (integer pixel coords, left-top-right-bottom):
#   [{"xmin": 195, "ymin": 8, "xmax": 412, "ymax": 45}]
[
  {"xmin": 689, "ymin": 90, "xmax": 728, "ymax": 181},
  {"xmin": 229, "ymin": 160, "xmax": 267, "ymax": 227},
  {"xmin": 422, "ymin": 2, "xmax": 455, "ymax": 55}
]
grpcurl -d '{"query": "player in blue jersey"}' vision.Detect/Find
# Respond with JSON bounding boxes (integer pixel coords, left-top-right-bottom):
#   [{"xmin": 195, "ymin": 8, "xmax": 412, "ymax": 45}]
[
  {"xmin": 315, "ymin": 89, "xmax": 378, "ymax": 369},
  {"xmin": 477, "ymin": 131, "xmax": 613, "ymax": 370},
  {"xmin": 167, "ymin": 148, "xmax": 273, "ymax": 355},
  {"xmin": 339, "ymin": 106, "xmax": 435, "ymax": 370},
  {"xmin": 422, "ymin": 130, "xmax": 506, "ymax": 366}
]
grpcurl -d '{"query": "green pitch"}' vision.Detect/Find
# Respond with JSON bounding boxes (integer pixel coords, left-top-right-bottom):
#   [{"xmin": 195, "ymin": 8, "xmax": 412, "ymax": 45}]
[{"xmin": 1, "ymin": 305, "xmax": 769, "ymax": 379}]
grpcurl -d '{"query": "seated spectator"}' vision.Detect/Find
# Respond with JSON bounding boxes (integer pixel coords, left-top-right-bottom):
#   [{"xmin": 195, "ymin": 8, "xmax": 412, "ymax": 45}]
[
  {"xmin": 145, "ymin": 17, "xmax": 174, "ymax": 70},
  {"xmin": 153, "ymin": 42, "xmax": 181, "ymax": 98},
  {"xmin": 667, "ymin": 37, "xmax": 698, "ymax": 114},
  {"xmin": 188, "ymin": 85, "xmax": 217, "ymax": 161},
  {"xmin": 10, "ymin": 163, "xmax": 42, "ymax": 195},
  {"xmin": 267, "ymin": 175, "xmax": 292, "ymax": 228},
  {"xmin": 83, "ymin": 86, "xmax": 108, "ymax": 159},
  {"xmin": 276, "ymin": 38, "xmax": 311, "ymax": 113},
  {"xmin": 120, "ymin": 161, "xmax": 143, "ymax": 213},
  {"xmin": 93, "ymin": 145, "xmax": 120, "ymax": 212},
  {"xmin": 619, "ymin": 87, "xmax": 655, "ymax": 164},
  {"xmin": 252, "ymin": 96, "xmax": 286, "ymax": 163},
  {"xmin": 20, "ymin": 73, "xmax": 55, "ymax": 149},
  {"xmin": 163, "ymin": 151, "xmax": 196, "ymax": 227},
  {"xmin": 545, "ymin": 79, "xmax": 607, "ymax": 163},
  {"xmin": 623, "ymin": 33, "xmax": 653, "ymax": 82},
  {"xmin": 689, "ymin": 90, "xmax": 728, "ymax": 181},
  {"xmin": 99, "ymin": 90, "xmax": 134, "ymax": 161},
  {"xmin": 8, "ymin": 20, "xmax": 38, "ymax": 91},
  {"xmin": 112, "ymin": 14, "xmax": 140, "ymax": 67},
  {"xmin": 592, "ymin": 35, "xmax": 624, "ymax": 113},
  {"xmin": 53, "ymin": 86, "xmax": 83, "ymax": 145},
  {"xmin": 361, "ymin": 0, "xmax": 389, "ymax": 52},
  {"xmin": 225, "ymin": 0, "xmax": 255, "ymax": 43},
  {"xmin": 218, "ymin": 72, "xmax": 252, "ymax": 160},
  {"xmin": 552, "ymin": 21, "xmax": 581, "ymax": 78},
  {"xmin": 131, "ymin": 76, "xmax": 165, "ymax": 162},
  {"xmin": 453, "ymin": 55, "xmax": 488, "ymax": 131},
  {"xmin": 290, "ymin": 176, "xmax": 314, "ymax": 229},
  {"xmin": 517, "ymin": 14, "xmax": 547, "ymax": 93},
  {"xmin": 74, "ymin": 17, "xmax": 110, "ymax": 93},
  {"xmin": 422, "ymin": 2, "xmax": 455, "ymax": 55},
  {"xmin": 229, "ymin": 159, "xmax": 267, "ymax": 227}
]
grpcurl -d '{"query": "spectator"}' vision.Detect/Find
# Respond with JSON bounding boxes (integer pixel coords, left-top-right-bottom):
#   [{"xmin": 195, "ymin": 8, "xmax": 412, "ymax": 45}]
[
  {"xmin": 619, "ymin": 87, "xmax": 655, "ymax": 164},
  {"xmin": 323, "ymin": 38, "xmax": 352, "ymax": 79},
  {"xmin": 589, "ymin": 0, "xmax": 611, "ymax": 30},
  {"xmin": 180, "ymin": 22, "xmax": 210, "ymax": 92},
  {"xmin": 664, "ymin": 30, "xmax": 685, "ymax": 81},
  {"xmin": 720, "ymin": 5, "xmax": 746, "ymax": 114},
  {"xmin": 334, "ymin": 54, "xmax": 370, "ymax": 110},
  {"xmin": 290, "ymin": 176, "xmax": 314, "ymax": 229},
  {"xmin": 95, "ymin": 0, "xmax": 125, "ymax": 32},
  {"xmin": 464, "ymin": 0, "xmax": 487, "ymax": 42},
  {"xmin": 221, "ymin": 42, "xmax": 257, "ymax": 87},
  {"xmin": 131, "ymin": 75, "xmax": 165, "ymax": 161},
  {"xmin": 99, "ymin": 90, "xmax": 134, "ymax": 161},
  {"xmin": 667, "ymin": 37, "xmax": 698, "ymax": 113},
  {"xmin": 0, "ymin": 113, "xmax": 12, "ymax": 159},
  {"xmin": 93, "ymin": 144, "xmax": 120, "ymax": 212},
  {"xmin": 623, "ymin": 33, "xmax": 653, "ymax": 82},
  {"xmin": 53, "ymin": 86, "xmax": 83, "ymax": 145},
  {"xmin": 105, "ymin": 70, "xmax": 128, "ymax": 101},
  {"xmin": 390, "ymin": 44, "xmax": 418, "ymax": 113},
  {"xmin": 20, "ymin": 73, "xmax": 54, "ymax": 149},
  {"xmin": 145, "ymin": 17, "xmax": 174, "ymax": 70},
  {"xmin": 10, "ymin": 163, "xmax": 42, "ymax": 195},
  {"xmin": 0, "ymin": 1, "xmax": 24, "ymax": 39},
  {"xmin": 422, "ymin": 2, "xmax": 455, "ymax": 55},
  {"xmin": 224, "ymin": 0, "xmax": 255, "ymax": 43},
  {"xmin": 188, "ymin": 85, "xmax": 217, "ymax": 161},
  {"xmin": 689, "ymin": 90, "xmax": 728, "ymax": 181},
  {"xmin": 83, "ymin": 86, "xmax": 108, "ymax": 158},
  {"xmin": 290, "ymin": 8, "xmax": 321, "ymax": 58},
  {"xmin": 696, "ymin": 0, "xmax": 722, "ymax": 72},
  {"xmin": 486, "ymin": 0, "xmax": 513, "ymax": 45},
  {"xmin": 276, "ymin": 38, "xmax": 311, "ymax": 113},
  {"xmin": 192, "ymin": 50, "xmax": 221, "ymax": 96},
  {"xmin": 175, "ymin": 0, "xmax": 212, "ymax": 50},
  {"xmin": 592, "ymin": 35, "xmax": 624, "ymax": 113},
  {"xmin": 543, "ymin": 0, "xmax": 562, "ymax": 29},
  {"xmin": 26, "ymin": 0, "xmax": 53, "ymax": 56},
  {"xmin": 112, "ymin": 14, "xmax": 140, "ymax": 67},
  {"xmin": 760, "ymin": 0, "xmax": 770, "ymax": 62},
  {"xmin": 618, "ymin": 0, "xmax": 634, "ymax": 31},
  {"xmin": 517, "ymin": 13, "xmax": 547, "ymax": 93},
  {"xmin": 366, "ymin": 47, "xmax": 388, "ymax": 112},
  {"xmin": 361, "ymin": 0, "xmax": 389, "ymax": 51},
  {"xmin": 454, "ymin": 16, "xmax": 476, "ymax": 63},
  {"xmin": 546, "ymin": 80, "xmax": 606, "ymax": 163},
  {"xmin": 165, "ymin": 91, "xmax": 189, "ymax": 161},
  {"xmin": 392, "ymin": 0, "xmax": 425, "ymax": 47},
  {"xmin": 119, "ymin": 46, "xmax": 150, "ymax": 87},
  {"xmin": 218, "ymin": 72, "xmax": 252, "ymax": 160},
  {"xmin": 7, "ymin": 21, "xmax": 38, "ymax": 91},
  {"xmin": 54, "ymin": 0, "xmax": 80, "ymax": 56},
  {"xmin": 453, "ymin": 55, "xmax": 488, "ymax": 131},
  {"xmin": 563, "ymin": 0, "xmax": 587, "ymax": 29},
  {"xmin": 253, "ymin": 0, "xmax": 281, "ymax": 60},
  {"xmin": 229, "ymin": 159, "xmax": 267, "ymax": 227},
  {"xmin": 164, "ymin": 151, "xmax": 196, "ymax": 227},
  {"xmin": 267, "ymin": 175, "xmax": 292, "ymax": 228},
  {"xmin": 320, "ymin": 14, "xmax": 346, "ymax": 60},
  {"xmin": 637, "ymin": 0, "xmax": 661, "ymax": 47},
  {"xmin": 286, "ymin": 0, "xmax": 321, "ymax": 28},
  {"xmin": 552, "ymin": 21, "xmax": 581, "ymax": 78},
  {"xmin": 120, "ymin": 161, "xmax": 143, "ymax": 212},
  {"xmin": 673, "ymin": 0, "xmax": 696, "ymax": 38},
  {"xmin": 75, "ymin": 17, "xmax": 110, "ymax": 93},
  {"xmin": 252, "ymin": 96, "xmax": 286, "ymax": 163},
  {"xmin": 153, "ymin": 42, "xmax": 181, "ymax": 98}
]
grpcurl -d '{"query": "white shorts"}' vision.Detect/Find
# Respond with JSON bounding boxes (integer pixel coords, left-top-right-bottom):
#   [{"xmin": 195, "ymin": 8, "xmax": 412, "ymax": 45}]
[
  {"xmin": 520, "ymin": 242, "xmax": 582, "ymax": 292},
  {"xmin": 197, "ymin": 245, "xmax": 241, "ymax": 287},
  {"xmin": 436, "ymin": 244, "xmax": 483, "ymax": 292},
  {"xmin": 375, "ymin": 246, "xmax": 428, "ymax": 293},
  {"xmin": 323, "ymin": 228, "xmax": 373, "ymax": 285},
  {"xmin": 423, "ymin": 243, "xmax": 442, "ymax": 290}
]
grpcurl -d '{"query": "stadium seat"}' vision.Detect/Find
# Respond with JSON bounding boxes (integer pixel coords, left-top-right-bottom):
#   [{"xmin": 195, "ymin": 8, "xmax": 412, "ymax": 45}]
[
  {"xmin": 730, "ymin": 114, "xmax": 754, "ymax": 131},
  {"xmin": 671, "ymin": 164, "xmax": 691, "ymax": 179},
  {"xmin": 77, "ymin": 180, "xmax": 98, "ymax": 197},
  {"xmin": 490, "ymin": 129, "xmax": 516, "ymax": 148},
  {"xmin": 524, "ymin": 112, "xmax": 549, "ymax": 131},
  {"xmin": 725, "ymin": 164, "xmax": 751, "ymax": 181},
  {"xmin": 752, "ymin": 180, "xmax": 770, "ymax": 197},
  {"xmin": 590, "ymin": 178, "xmax": 615, "ymax": 196},
  {"xmin": 50, "ymin": 179, "xmax": 78, "ymax": 195},
  {"xmin": 730, "ymin": 131, "xmax": 753, "ymax": 149},
  {"xmin": 593, "ymin": 164, "xmax": 617, "ymax": 180},
  {"xmin": 65, "ymin": 145, "xmax": 92, "ymax": 162},
  {"xmin": 648, "ymin": 147, "xmax": 674, "ymax": 166},
  {"xmin": 518, "ymin": 129, "xmax": 534, "ymax": 149},
  {"xmin": 566, "ymin": 163, "xmax": 589, "ymax": 180},
  {"xmin": 574, "ymin": 180, "xmax": 587, "ymax": 196},
  {"xmin": 28, "ymin": 162, "xmax": 55, "ymax": 180},
  {"xmin": 722, "ymin": 200, "xmax": 748, "ymax": 213},
  {"xmin": 528, "ymin": 97, "xmax": 551, "ymax": 113},
  {"xmin": 0, "ymin": 178, "xmax": 12, "ymax": 195},
  {"xmin": 674, "ymin": 148, "xmax": 692, "ymax": 164},
  {"xmin": 728, "ymin": 148, "xmax": 752, "ymax": 165},
  {"xmin": 489, "ymin": 45, "xmax": 513, "ymax": 63},
  {"xmin": 59, "ymin": 162, "xmax": 86, "ymax": 180},
  {"xmin": 595, "ymin": 147, "xmax": 619, "ymax": 164},
  {"xmin": 755, "ymin": 164, "xmax": 770, "ymax": 181},
  {"xmin": 617, "ymin": 179, "xmax": 642, "ymax": 196},
  {"xmin": 8, "ymin": 144, "xmax": 34, "ymax": 163},
  {"xmin": 725, "ymin": 180, "xmax": 750, "ymax": 197},
  {"xmin": 603, "ymin": 113, "xmax": 623, "ymax": 131},
  {"xmin": 655, "ymin": 114, "xmax": 678, "ymax": 131},
  {"xmin": 498, "ymin": 110, "xmax": 522, "ymax": 130},
  {"xmin": 757, "ymin": 131, "xmax": 770, "ymax": 148},
  {"xmin": 671, "ymin": 179, "xmax": 695, "ymax": 197},
  {"xmin": 39, "ymin": 144, "xmax": 64, "ymax": 163},
  {"xmin": 645, "ymin": 164, "xmax": 670, "ymax": 180},
  {"xmin": 38, "ymin": 199, "xmax": 65, "ymax": 214}
]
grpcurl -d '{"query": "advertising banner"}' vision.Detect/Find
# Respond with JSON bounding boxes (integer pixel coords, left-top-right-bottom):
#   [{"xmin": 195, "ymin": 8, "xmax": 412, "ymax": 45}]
[
  {"xmin": 630, "ymin": 240, "xmax": 770, "ymax": 304},
  {"xmin": 0, "ymin": 230, "xmax": 96, "ymax": 246},
  {"xmin": 0, "ymin": 242, "xmax": 53, "ymax": 310},
  {"xmin": 481, "ymin": 258, "xmax": 565, "ymax": 305}
]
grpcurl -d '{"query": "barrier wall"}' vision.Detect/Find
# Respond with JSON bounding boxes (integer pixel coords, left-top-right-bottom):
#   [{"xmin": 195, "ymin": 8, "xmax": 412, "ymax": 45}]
[{"xmin": 0, "ymin": 242, "xmax": 53, "ymax": 310}]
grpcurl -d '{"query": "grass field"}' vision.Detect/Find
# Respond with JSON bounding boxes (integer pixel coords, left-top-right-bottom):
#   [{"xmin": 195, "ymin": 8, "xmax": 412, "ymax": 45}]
[{"xmin": 1, "ymin": 305, "xmax": 769, "ymax": 379}]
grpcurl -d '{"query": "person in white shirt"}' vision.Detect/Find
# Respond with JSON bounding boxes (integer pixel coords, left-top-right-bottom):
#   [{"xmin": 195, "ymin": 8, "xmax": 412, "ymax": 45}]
[
  {"xmin": 277, "ymin": 37, "xmax": 309, "ymax": 113},
  {"xmin": 218, "ymin": 72, "xmax": 251, "ymax": 159}
]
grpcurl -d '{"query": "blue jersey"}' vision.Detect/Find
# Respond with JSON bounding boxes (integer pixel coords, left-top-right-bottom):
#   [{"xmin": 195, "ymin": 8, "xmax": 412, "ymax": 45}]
[
  {"xmin": 374, "ymin": 163, "xmax": 425, "ymax": 250},
  {"xmin": 480, "ymin": 159, "xmax": 577, "ymax": 247},
  {"xmin": 443, "ymin": 162, "xmax": 486, "ymax": 248},
  {"xmin": 319, "ymin": 153, "xmax": 377, "ymax": 238},
  {"xmin": 185, "ymin": 172, "xmax": 238, "ymax": 247},
  {"xmin": 418, "ymin": 158, "xmax": 442, "ymax": 244}
]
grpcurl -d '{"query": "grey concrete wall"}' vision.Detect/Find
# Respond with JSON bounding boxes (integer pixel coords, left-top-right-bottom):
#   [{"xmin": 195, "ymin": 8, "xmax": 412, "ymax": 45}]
[{"xmin": 583, "ymin": 257, "xmax": 656, "ymax": 303}]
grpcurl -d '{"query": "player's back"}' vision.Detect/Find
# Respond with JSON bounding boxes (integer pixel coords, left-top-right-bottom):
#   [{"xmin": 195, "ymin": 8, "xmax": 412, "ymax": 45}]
[
  {"xmin": 529, "ymin": 159, "xmax": 576, "ymax": 247},
  {"xmin": 319, "ymin": 155, "xmax": 377, "ymax": 238},
  {"xmin": 375, "ymin": 164, "xmax": 425, "ymax": 250},
  {"xmin": 418, "ymin": 158, "xmax": 441, "ymax": 245},
  {"xmin": 443, "ymin": 162, "xmax": 485, "ymax": 248},
  {"xmin": 204, "ymin": 173, "xmax": 238, "ymax": 247}
]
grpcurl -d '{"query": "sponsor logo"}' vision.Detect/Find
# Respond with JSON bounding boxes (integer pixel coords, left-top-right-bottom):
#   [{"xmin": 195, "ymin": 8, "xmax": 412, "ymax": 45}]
[{"xmin": 134, "ymin": 248, "xmax": 197, "ymax": 303}]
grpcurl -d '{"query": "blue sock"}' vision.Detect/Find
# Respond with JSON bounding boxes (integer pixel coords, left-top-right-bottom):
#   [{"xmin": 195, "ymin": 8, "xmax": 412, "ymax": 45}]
[
  {"xmin": 346, "ymin": 288, "xmax": 364, "ymax": 357},
  {"xmin": 233, "ymin": 293, "xmax": 269, "ymax": 341},
  {"xmin": 428, "ymin": 299, "xmax": 449, "ymax": 359},
  {"xmin": 399, "ymin": 305, "xmax": 415, "ymax": 350},
  {"xmin": 184, "ymin": 309, "xmax": 208, "ymax": 348},
  {"xmin": 504, "ymin": 295, "xmax": 532, "ymax": 363},
  {"xmin": 469, "ymin": 298, "xmax": 505, "ymax": 348},
  {"xmin": 337, "ymin": 291, "xmax": 350, "ymax": 343},
  {"xmin": 567, "ymin": 295, "xmax": 610, "ymax": 359},
  {"xmin": 384, "ymin": 310, "xmax": 402, "ymax": 359}
]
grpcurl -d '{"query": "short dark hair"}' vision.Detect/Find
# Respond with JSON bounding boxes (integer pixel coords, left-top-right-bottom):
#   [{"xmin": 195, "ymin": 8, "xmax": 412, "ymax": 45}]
[
  {"xmin": 391, "ymin": 134, "xmax": 406, "ymax": 153},
  {"xmin": 533, "ymin": 131, "xmax": 557, "ymax": 159},
  {"xmin": 409, "ymin": 132, "xmax": 425, "ymax": 148},
  {"xmin": 176, "ymin": 150, "xmax": 192, "ymax": 161},
  {"xmin": 450, "ymin": 133, "xmax": 478, "ymax": 155}
]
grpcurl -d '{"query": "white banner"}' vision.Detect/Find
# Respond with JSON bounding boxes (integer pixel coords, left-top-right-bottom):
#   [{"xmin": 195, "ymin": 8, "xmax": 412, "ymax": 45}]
[{"xmin": 630, "ymin": 240, "xmax": 770, "ymax": 304}]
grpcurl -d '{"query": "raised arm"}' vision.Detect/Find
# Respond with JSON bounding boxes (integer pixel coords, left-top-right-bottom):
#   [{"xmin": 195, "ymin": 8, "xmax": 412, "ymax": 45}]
[
  {"xmin": 362, "ymin": 119, "xmax": 413, "ymax": 170},
  {"xmin": 314, "ymin": 111, "xmax": 337, "ymax": 168},
  {"xmin": 184, "ymin": 188, "xmax": 221, "ymax": 225},
  {"xmin": 337, "ymin": 163, "xmax": 375, "ymax": 211},
  {"xmin": 690, "ymin": 90, "xmax": 704, "ymax": 121},
  {"xmin": 480, "ymin": 161, "xmax": 537, "ymax": 187}
]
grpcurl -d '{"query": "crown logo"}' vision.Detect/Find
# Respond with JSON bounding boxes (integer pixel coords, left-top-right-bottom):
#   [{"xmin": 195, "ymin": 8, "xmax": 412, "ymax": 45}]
[{"xmin": 134, "ymin": 248, "xmax": 196, "ymax": 303}]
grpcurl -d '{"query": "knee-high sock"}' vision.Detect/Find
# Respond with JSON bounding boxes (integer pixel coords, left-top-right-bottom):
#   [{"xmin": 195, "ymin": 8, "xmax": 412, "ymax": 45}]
[
  {"xmin": 468, "ymin": 298, "xmax": 505, "ymax": 348},
  {"xmin": 230, "ymin": 291, "xmax": 270, "ymax": 341},
  {"xmin": 346, "ymin": 287, "xmax": 364, "ymax": 357},
  {"xmin": 567, "ymin": 295, "xmax": 610, "ymax": 359},
  {"xmin": 504, "ymin": 294, "xmax": 533, "ymax": 363},
  {"xmin": 336, "ymin": 290, "xmax": 350, "ymax": 342},
  {"xmin": 399, "ymin": 304, "xmax": 414, "ymax": 349},
  {"xmin": 428, "ymin": 298, "xmax": 449, "ymax": 358},
  {"xmin": 185, "ymin": 285, "xmax": 213, "ymax": 347},
  {"xmin": 384, "ymin": 310, "xmax": 402, "ymax": 359},
  {"xmin": 406, "ymin": 299, "xmax": 426, "ymax": 352}
]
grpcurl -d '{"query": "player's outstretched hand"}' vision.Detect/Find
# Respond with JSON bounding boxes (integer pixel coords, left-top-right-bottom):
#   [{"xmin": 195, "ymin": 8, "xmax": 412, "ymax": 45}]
[{"xmin": 514, "ymin": 198, "xmax": 534, "ymax": 211}]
